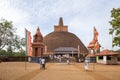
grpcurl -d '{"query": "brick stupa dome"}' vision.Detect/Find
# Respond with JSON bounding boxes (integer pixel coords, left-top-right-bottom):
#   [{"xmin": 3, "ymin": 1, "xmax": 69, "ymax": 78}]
[{"xmin": 43, "ymin": 17, "xmax": 88, "ymax": 53}]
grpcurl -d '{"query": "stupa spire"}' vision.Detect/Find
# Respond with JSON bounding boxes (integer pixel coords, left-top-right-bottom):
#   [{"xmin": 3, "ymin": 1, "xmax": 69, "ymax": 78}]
[
  {"xmin": 37, "ymin": 27, "xmax": 40, "ymax": 31},
  {"xmin": 58, "ymin": 17, "xmax": 63, "ymax": 26},
  {"xmin": 54, "ymin": 17, "xmax": 68, "ymax": 32}
]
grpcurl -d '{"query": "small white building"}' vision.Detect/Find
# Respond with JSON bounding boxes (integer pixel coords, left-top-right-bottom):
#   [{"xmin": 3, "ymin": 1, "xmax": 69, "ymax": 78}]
[
  {"xmin": 87, "ymin": 49, "xmax": 120, "ymax": 64},
  {"xmin": 96, "ymin": 49, "xmax": 119, "ymax": 65}
]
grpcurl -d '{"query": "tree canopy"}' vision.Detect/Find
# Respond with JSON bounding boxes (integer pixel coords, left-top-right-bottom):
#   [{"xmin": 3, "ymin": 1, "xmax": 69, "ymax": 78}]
[
  {"xmin": 109, "ymin": 8, "xmax": 120, "ymax": 47},
  {"xmin": 0, "ymin": 18, "xmax": 25, "ymax": 52}
]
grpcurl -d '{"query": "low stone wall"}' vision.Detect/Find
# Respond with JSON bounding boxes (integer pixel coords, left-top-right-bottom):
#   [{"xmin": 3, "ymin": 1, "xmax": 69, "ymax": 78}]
[
  {"xmin": 97, "ymin": 60, "xmax": 107, "ymax": 64},
  {"xmin": 0, "ymin": 56, "xmax": 28, "ymax": 62}
]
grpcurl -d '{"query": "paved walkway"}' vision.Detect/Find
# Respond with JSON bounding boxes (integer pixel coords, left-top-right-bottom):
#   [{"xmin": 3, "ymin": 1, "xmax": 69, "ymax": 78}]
[{"xmin": 18, "ymin": 63, "xmax": 110, "ymax": 80}]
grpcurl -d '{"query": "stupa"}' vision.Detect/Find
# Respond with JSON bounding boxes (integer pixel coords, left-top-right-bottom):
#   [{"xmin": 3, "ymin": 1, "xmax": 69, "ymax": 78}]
[{"xmin": 43, "ymin": 17, "xmax": 88, "ymax": 54}]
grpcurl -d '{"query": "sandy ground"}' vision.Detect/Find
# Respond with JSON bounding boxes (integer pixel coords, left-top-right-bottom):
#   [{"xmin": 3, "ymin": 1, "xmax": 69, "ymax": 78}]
[
  {"xmin": 0, "ymin": 62, "xmax": 120, "ymax": 80},
  {"xmin": 0, "ymin": 62, "xmax": 41, "ymax": 80}
]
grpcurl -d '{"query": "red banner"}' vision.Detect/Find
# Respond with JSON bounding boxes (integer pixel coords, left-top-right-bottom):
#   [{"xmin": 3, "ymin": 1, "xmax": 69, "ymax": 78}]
[
  {"xmin": 93, "ymin": 27, "xmax": 99, "ymax": 51},
  {"xmin": 94, "ymin": 27, "xmax": 99, "ymax": 43},
  {"xmin": 25, "ymin": 29, "xmax": 32, "ymax": 56}
]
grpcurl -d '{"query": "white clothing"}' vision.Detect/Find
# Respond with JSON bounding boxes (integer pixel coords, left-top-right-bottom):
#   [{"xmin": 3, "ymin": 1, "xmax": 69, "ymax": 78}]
[
  {"xmin": 85, "ymin": 59, "xmax": 89, "ymax": 70},
  {"xmin": 67, "ymin": 60, "xmax": 69, "ymax": 64},
  {"xmin": 41, "ymin": 58, "xmax": 45, "ymax": 64},
  {"xmin": 85, "ymin": 63, "xmax": 89, "ymax": 70}
]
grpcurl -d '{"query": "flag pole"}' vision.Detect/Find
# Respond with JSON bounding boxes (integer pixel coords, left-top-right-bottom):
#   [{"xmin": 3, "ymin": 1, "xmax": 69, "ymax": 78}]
[
  {"xmin": 93, "ymin": 26, "xmax": 99, "ymax": 72},
  {"xmin": 25, "ymin": 28, "xmax": 28, "ymax": 70},
  {"xmin": 93, "ymin": 49, "xmax": 95, "ymax": 72},
  {"xmin": 25, "ymin": 55, "xmax": 27, "ymax": 70},
  {"xmin": 93, "ymin": 26, "xmax": 95, "ymax": 72}
]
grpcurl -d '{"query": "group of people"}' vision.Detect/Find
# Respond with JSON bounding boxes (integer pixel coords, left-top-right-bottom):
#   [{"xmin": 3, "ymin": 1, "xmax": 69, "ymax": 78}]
[
  {"xmin": 38, "ymin": 56, "xmax": 89, "ymax": 71},
  {"xmin": 56, "ymin": 54, "xmax": 70, "ymax": 64},
  {"xmin": 39, "ymin": 57, "xmax": 46, "ymax": 70}
]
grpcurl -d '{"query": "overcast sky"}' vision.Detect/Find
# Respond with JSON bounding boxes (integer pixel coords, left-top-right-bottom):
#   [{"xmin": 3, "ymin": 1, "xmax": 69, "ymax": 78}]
[{"xmin": 0, "ymin": 0, "xmax": 120, "ymax": 50}]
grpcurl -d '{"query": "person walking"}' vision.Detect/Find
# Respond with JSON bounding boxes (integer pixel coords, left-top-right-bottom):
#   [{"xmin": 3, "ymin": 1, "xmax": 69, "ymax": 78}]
[
  {"xmin": 66, "ymin": 54, "xmax": 70, "ymax": 64},
  {"xmin": 39, "ymin": 58, "xmax": 42, "ymax": 70},
  {"xmin": 41, "ymin": 57, "xmax": 46, "ymax": 69},
  {"xmin": 57, "ymin": 55, "xmax": 61, "ymax": 62},
  {"xmin": 84, "ymin": 59, "xmax": 89, "ymax": 71},
  {"xmin": 66, "ymin": 58, "xmax": 70, "ymax": 64}
]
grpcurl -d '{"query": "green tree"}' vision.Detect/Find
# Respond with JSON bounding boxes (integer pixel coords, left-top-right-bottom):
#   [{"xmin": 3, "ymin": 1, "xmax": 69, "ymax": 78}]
[
  {"xmin": 0, "ymin": 38, "xmax": 1, "ymax": 46},
  {"xmin": 0, "ymin": 18, "xmax": 25, "ymax": 51},
  {"xmin": 109, "ymin": 8, "xmax": 120, "ymax": 47},
  {"xmin": 0, "ymin": 49, "xmax": 7, "ymax": 56},
  {"xmin": 13, "ymin": 51, "xmax": 25, "ymax": 57}
]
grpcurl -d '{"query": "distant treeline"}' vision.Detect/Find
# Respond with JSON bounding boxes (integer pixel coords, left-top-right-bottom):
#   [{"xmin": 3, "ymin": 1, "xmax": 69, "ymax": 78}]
[{"xmin": 0, "ymin": 50, "xmax": 25, "ymax": 57}]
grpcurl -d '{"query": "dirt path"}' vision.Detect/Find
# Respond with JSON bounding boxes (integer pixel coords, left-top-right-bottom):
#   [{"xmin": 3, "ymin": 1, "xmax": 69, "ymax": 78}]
[
  {"xmin": 16, "ymin": 63, "xmax": 53, "ymax": 80},
  {"xmin": 5, "ymin": 62, "xmax": 119, "ymax": 80},
  {"xmin": 16, "ymin": 69, "xmax": 41, "ymax": 80},
  {"xmin": 74, "ymin": 63, "xmax": 111, "ymax": 80},
  {"xmin": 18, "ymin": 63, "xmax": 111, "ymax": 80}
]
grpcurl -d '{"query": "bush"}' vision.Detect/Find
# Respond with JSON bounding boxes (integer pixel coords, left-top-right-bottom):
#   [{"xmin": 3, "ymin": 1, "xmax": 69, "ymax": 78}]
[{"xmin": 0, "ymin": 50, "xmax": 25, "ymax": 57}]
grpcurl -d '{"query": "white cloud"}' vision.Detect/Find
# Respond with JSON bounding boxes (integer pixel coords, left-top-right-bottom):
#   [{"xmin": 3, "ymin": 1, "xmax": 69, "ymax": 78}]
[
  {"xmin": 0, "ymin": 0, "xmax": 31, "ymax": 37},
  {"xmin": 0, "ymin": 0, "xmax": 120, "ymax": 50}
]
